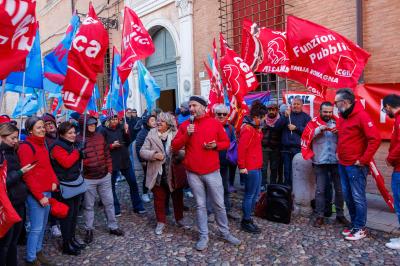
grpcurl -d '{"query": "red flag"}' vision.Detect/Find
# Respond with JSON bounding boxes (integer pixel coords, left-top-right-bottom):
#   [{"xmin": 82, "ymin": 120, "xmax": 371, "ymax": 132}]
[
  {"xmin": 0, "ymin": 0, "xmax": 37, "ymax": 79},
  {"xmin": 241, "ymin": 19, "xmax": 289, "ymax": 74},
  {"xmin": 204, "ymin": 61, "xmax": 222, "ymax": 113},
  {"xmin": 0, "ymin": 161, "xmax": 22, "ymax": 238},
  {"xmin": 219, "ymin": 33, "xmax": 256, "ymax": 131},
  {"xmin": 118, "ymin": 7, "xmax": 155, "ymax": 83},
  {"xmin": 220, "ymin": 33, "xmax": 258, "ymax": 103},
  {"xmin": 286, "ymin": 15, "xmax": 370, "ymax": 88},
  {"xmin": 62, "ymin": 3, "xmax": 109, "ymax": 113}
]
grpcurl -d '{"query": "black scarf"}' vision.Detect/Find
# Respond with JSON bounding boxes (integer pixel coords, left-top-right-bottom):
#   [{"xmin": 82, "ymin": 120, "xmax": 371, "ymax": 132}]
[{"xmin": 340, "ymin": 103, "xmax": 355, "ymax": 119}]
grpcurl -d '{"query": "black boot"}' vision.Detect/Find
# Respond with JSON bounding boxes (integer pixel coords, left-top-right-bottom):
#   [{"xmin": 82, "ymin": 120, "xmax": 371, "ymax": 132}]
[
  {"xmin": 62, "ymin": 240, "xmax": 80, "ymax": 256},
  {"xmin": 241, "ymin": 219, "xmax": 261, "ymax": 234},
  {"xmin": 84, "ymin": 230, "xmax": 93, "ymax": 244},
  {"xmin": 71, "ymin": 237, "xmax": 86, "ymax": 250}
]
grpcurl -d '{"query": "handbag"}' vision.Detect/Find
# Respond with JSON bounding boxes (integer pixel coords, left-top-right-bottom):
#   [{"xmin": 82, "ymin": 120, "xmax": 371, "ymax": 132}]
[
  {"xmin": 59, "ymin": 175, "xmax": 87, "ymax": 199},
  {"xmin": 226, "ymin": 140, "xmax": 238, "ymax": 164}
]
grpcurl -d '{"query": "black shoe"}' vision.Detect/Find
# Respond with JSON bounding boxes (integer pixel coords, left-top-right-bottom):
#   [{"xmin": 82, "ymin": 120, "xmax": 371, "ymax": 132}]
[
  {"xmin": 241, "ymin": 219, "xmax": 261, "ymax": 234},
  {"xmin": 133, "ymin": 209, "xmax": 147, "ymax": 214},
  {"xmin": 84, "ymin": 230, "xmax": 93, "ymax": 244},
  {"xmin": 109, "ymin": 228, "xmax": 124, "ymax": 236},
  {"xmin": 71, "ymin": 238, "xmax": 86, "ymax": 250},
  {"xmin": 336, "ymin": 216, "xmax": 350, "ymax": 226},
  {"xmin": 313, "ymin": 217, "xmax": 324, "ymax": 227},
  {"xmin": 62, "ymin": 241, "xmax": 81, "ymax": 256}
]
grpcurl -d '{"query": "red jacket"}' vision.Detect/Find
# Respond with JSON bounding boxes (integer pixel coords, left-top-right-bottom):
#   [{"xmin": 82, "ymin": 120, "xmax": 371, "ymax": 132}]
[
  {"xmin": 172, "ymin": 115, "xmax": 230, "ymax": 175},
  {"xmin": 238, "ymin": 124, "xmax": 263, "ymax": 170},
  {"xmin": 337, "ymin": 102, "xmax": 381, "ymax": 166},
  {"xmin": 387, "ymin": 111, "xmax": 400, "ymax": 171},
  {"xmin": 18, "ymin": 135, "xmax": 58, "ymax": 201}
]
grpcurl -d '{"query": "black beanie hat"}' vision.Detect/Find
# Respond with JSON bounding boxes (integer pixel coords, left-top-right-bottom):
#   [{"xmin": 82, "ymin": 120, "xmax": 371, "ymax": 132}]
[{"xmin": 189, "ymin": 95, "xmax": 207, "ymax": 107}]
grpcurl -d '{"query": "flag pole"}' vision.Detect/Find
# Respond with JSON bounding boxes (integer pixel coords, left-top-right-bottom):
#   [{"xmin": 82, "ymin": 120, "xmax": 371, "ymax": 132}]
[
  {"xmin": 0, "ymin": 79, "xmax": 6, "ymax": 113},
  {"xmin": 80, "ymin": 110, "xmax": 87, "ymax": 171},
  {"xmin": 19, "ymin": 72, "xmax": 26, "ymax": 140},
  {"xmin": 121, "ymin": 83, "xmax": 127, "ymax": 125},
  {"xmin": 277, "ymin": 75, "xmax": 280, "ymax": 104}
]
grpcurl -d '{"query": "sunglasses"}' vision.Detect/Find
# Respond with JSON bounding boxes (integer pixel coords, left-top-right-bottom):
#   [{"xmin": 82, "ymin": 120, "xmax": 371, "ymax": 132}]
[{"xmin": 216, "ymin": 113, "xmax": 228, "ymax": 117}]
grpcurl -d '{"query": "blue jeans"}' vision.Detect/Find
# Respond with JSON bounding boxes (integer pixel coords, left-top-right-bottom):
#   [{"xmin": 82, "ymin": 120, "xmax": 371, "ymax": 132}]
[
  {"xmin": 392, "ymin": 172, "xmax": 400, "ymax": 224},
  {"xmin": 242, "ymin": 169, "xmax": 262, "ymax": 220},
  {"xmin": 111, "ymin": 165, "xmax": 144, "ymax": 214},
  {"xmin": 26, "ymin": 192, "xmax": 51, "ymax": 262},
  {"xmin": 338, "ymin": 164, "xmax": 368, "ymax": 230},
  {"xmin": 282, "ymin": 151, "xmax": 296, "ymax": 187}
]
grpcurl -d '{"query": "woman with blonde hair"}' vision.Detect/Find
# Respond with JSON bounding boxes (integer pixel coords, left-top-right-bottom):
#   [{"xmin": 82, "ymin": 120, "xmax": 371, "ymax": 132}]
[{"xmin": 140, "ymin": 112, "xmax": 187, "ymax": 235}]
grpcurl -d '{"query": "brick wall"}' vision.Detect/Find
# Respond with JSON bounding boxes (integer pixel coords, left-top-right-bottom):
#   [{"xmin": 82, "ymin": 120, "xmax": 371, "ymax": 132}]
[{"xmin": 192, "ymin": 0, "xmax": 221, "ymax": 95}]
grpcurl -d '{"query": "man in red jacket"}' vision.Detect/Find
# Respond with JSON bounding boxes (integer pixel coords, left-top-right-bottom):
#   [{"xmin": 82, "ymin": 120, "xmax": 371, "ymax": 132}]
[
  {"xmin": 335, "ymin": 88, "xmax": 381, "ymax": 241},
  {"xmin": 382, "ymin": 94, "xmax": 400, "ymax": 250},
  {"xmin": 172, "ymin": 95, "xmax": 241, "ymax": 251}
]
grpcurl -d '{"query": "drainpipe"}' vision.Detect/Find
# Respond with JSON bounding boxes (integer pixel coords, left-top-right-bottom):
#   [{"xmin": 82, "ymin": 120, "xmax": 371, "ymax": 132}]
[{"xmin": 356, "ymin": 0, "xmax": 364, "ymax": 83}]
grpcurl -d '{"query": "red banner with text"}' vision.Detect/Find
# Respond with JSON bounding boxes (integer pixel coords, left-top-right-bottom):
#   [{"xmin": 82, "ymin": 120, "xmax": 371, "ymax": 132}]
[{"xmin": 283, "ymin": 84, "xmax": 400, "ymax": 140}]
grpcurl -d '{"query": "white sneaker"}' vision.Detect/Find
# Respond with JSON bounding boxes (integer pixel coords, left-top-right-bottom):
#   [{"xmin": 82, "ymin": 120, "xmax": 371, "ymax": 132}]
[
  {"xmin": 385, "ymin": 240, "xmax": 400, "ymax": 250},
  {"xmin": 155, "ymin": 223, "xmax": 165, "ymax": 235},
  {"xmin": 51, "ymin": 225, "xmax": 61, "ymax": 237},
  {"xmin": 345, "ymin": 228, "xmax": 367, "ymax": 241},
  {"xmin": 142, "ymin": 193, "xmax": 151, "ymax": 203},
  {"xmin": 390, "ymin": 237, "xmax": 400, "ymax": 243}
]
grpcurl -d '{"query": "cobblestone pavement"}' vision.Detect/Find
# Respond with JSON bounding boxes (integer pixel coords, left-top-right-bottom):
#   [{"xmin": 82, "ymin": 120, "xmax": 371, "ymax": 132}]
[{"xmin": 18, "ymin": 176, "xmax": 400, "ymax": 265}]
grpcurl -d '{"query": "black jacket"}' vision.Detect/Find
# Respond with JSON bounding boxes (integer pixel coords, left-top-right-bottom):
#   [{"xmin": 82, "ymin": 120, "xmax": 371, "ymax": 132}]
[
  {"xmin": 276, "ymin": 111, "xmax": 311, "ymax": 152},
  {"xmin": 0, "ymin": 142, "xmax": 28, "ymax": 206},
  {"xmin": 126, "ymin": 116, "xmax": 141, "ymax": 141},
  {"xmin": 101, "ymin": 124, "xmax": 133, "ymax": 171},
  {"xmin": 135, "ymin": 127, "xmax": 150, "ymax": 163}
]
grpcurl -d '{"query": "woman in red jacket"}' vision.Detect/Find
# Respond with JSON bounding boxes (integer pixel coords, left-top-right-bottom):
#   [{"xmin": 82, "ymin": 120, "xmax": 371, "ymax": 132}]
[
  {"xmin": 50, "ymin": 122, "xmax": 85, "ymax": 256},
  {"xmin": 238, "ymin": 101, "xmax": 267, "ymax": 234},
  {"xmin": 18, "ymin": 117, "xmax": 58, "ymax": 265}
]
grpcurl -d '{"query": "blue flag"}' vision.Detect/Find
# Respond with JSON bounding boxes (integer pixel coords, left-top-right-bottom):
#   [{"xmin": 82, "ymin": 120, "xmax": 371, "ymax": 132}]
[
  {"xmin": 87, "ymin": 85, "xmax": 100, "ymax": 113},
  {"xmin": 4, "ymin": 30, "xmax": 43, "ymax": 93},
  {"xmin": 12, "ymin": 91, "xmax": 41, "ymax": 118},
  {"xmin": 106, "ymin": 47, "xmax": 129, "ymax": 112},
  {"xmin": 43, "ymin": 14, "xmax": 80, "ymax": 93},
  {"xmin": 137, "ymin": 61, "xmax": 160, "ymax": 111}
]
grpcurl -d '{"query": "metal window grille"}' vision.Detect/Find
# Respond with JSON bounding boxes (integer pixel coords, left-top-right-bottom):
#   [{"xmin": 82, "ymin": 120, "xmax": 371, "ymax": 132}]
[{"xmin": 219, "ymin": 0, "xmax": 297, "ymax": 102}]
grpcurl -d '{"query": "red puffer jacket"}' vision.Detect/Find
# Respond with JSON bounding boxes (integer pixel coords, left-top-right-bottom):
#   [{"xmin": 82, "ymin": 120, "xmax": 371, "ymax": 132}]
[
  {"xmin": 238, "ymin": 123, "xmax": 263, "ymax": 171},
  {"xmin": 172, "ymin": 115, "xmax": 230, "ymax": 175},
  {"xmin": 78, "ymin": 131, "xmax": 112, "ymax": 179},
  {"xmin": 18, "ymin": 135, "xmax": 58, "ymax": 201},
  {"xmin": 387, "ymin": 111, "xmax": 400, "ymax": 171},
  {"xmin": 337, "ymin": 102, "xmax": 381, "ymax": 166}
]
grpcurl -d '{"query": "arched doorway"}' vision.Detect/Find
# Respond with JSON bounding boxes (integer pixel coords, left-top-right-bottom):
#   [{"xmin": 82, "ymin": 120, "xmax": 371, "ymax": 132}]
[{"xmin": 146, "ymin": 27, "xmax": 177, "ymax": 112}]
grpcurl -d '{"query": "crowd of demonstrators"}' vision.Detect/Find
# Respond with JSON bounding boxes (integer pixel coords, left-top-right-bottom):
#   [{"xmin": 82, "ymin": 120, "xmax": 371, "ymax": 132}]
[
  {"xmin": 77, "ymin": 116, "xmax": 124, "ymax": 245},
  {"xmin": 2, "ymin": 88, "xmax": 400, "ymax": 265},
  {"xmin": 382, "ymin": 94, "xmax": 400, "ymax": 249},
  {"xmin": 140, "ymin": 112, "xmax": 188, "ymax": 235},
  {"xmin": 101, "ymin": 110, "xmax": 145, "ymax": 216},
  {"xmin": 135, "ymin": 115, "xmax": 157, "ymax": 203},
  {"xmin": 172, "ymin": 96, "xmax": 241, "ymax": 251},
  {"xmin": 18, "ymin": 117, "xmax": 59, "ymax": 265}
]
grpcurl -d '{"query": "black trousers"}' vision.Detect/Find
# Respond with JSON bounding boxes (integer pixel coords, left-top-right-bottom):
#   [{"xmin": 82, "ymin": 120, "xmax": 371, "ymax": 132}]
[
  {"xmin": 0, "ymin": 204, "xmax": 25, "ymax": 266},
  {"xmin": 59, "ymin": 194, "xmax": 82, "ymax": 242}
]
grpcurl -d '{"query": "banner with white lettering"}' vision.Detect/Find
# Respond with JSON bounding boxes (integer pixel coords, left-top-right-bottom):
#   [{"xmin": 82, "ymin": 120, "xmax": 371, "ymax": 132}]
[
  {"xmin": 62, "ymin": 3, "xmax": 108, "ymax": 113},
  {"xmin": 0, "ymin": 0, "xmax": 37, "ymax": 79},
  {"xmin": 286, "ymin": 15, "xmax": 370, "ymax": 89}
]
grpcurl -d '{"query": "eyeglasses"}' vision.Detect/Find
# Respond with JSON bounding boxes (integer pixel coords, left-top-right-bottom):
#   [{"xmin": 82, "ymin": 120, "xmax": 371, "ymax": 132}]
[{"xmin": 216, "ymin": 113, "xmax": 228, "ymax": 117}]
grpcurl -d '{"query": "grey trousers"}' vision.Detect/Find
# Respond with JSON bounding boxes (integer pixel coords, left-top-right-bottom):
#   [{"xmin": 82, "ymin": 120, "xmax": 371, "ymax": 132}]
[
  {"xmin": 187, "ymin": 170, "xmax": 230, "ymax": 237},
  {"xmin": 83, "ymin": 174, "xmax": 118, "ymax": 230}
]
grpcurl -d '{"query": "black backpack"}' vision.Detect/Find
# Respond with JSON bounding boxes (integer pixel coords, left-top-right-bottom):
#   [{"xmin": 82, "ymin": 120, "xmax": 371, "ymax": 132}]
[{"xmin": 265, "ymin": 184, "xmax": 293, "ymax": 224}]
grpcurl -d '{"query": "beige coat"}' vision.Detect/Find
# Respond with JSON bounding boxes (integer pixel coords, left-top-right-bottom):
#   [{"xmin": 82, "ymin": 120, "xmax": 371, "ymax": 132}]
[{"xmin": 139, "ymin": 128, "xmax": 177, "ymax": 191}]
